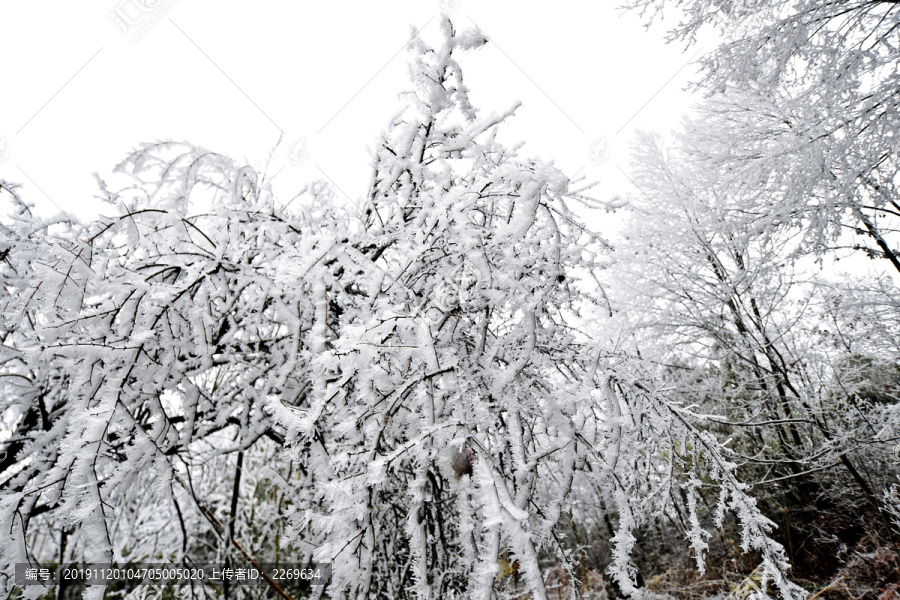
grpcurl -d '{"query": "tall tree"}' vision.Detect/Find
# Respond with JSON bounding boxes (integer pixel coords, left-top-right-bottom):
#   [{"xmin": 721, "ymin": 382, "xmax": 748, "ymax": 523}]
[{"xmin": 611, "ymin": 129, "xmax": 900, "ymax": 575}]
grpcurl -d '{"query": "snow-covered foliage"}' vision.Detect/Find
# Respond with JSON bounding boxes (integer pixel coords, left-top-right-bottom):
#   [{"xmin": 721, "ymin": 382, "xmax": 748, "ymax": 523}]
[
  {"xmin": 0, "ymin": 18, "xmax": 809, "ymax": 600},
  {"xmin": 613, "ymin": 127, "xmax": 900, "ymax": 505},
  {"xmin": 616, "ymin": 0, "xmax": 900, "ymax": 559},
  {"xmin": 626, "ymin": 0, "xmax": 900, "ymax": 273},
  {"xmin": 608, "ymin": 119, "xmax": 900, "ymax": 594}
]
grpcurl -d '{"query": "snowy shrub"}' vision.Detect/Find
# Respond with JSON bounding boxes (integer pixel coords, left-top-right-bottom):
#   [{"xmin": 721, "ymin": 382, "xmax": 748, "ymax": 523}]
[{"xmin": 0, "ymin": 18, "xmax": 807, "ymax": 600}]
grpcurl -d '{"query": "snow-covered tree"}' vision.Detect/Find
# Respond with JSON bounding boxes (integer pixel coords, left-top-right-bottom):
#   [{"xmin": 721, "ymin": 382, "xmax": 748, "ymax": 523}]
[
  {"xmin": 626, "ymin": 0, "xmax": 900, "ymax": 273},
  {"xmin": 610, "ymin": 129, "xmax": 900, "ymax": 575},
  {"xmin": 0, "ymin": 18, "xmax": 809, "ymax": 600}
]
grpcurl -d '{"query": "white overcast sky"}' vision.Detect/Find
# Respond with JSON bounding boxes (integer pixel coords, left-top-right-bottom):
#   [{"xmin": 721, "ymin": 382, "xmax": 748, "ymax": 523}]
[{"xmin": 1, "ymin": 1, "xmax": 708, "ymax": 224}]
